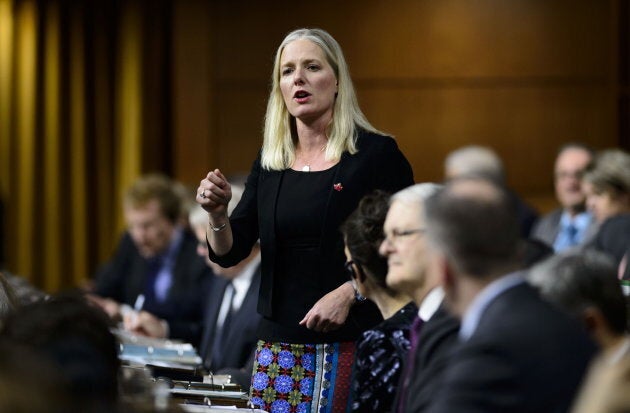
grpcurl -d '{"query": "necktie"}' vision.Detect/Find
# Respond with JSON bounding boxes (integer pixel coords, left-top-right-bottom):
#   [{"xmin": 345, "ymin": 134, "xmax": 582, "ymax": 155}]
[
  {"xmin": 397, "ymin": 315, "xmax": 424, "ymax": 413},
  {"xmin": 142, "ymin": 256, "xmax": 164, "ymax": 311},
  {"xmin": 566, "ymin": 223, "xmax": 578, "ymax": 247},
  {"xmin": 210, "ymin": 283, "xmax": 235, "ymax": 369}
]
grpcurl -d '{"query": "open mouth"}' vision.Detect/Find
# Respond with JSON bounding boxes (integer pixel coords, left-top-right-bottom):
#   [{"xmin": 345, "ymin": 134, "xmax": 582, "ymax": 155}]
[{"xmin": 294, "ymin": 91, "xmax": 311, "ymax": 99}]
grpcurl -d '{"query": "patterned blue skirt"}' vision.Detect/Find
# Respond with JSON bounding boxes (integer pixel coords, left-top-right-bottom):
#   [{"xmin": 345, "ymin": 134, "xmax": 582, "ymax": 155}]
[{"xmin": 249, "ymin": 340, "xmax": 355, "ymax": 413}]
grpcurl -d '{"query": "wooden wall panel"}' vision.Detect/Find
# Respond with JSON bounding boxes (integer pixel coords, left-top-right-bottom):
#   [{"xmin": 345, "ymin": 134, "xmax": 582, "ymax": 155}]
[
  {"xmin": 172, "ymin": 0, "xmax": 619, "ymax": 213},
  {"xmin": 172, "ymin": 0, "xmax": 214, "ymax": 184},
  {"xmin": 359, "ymin": 86, "xmax": 614, "ymax": 187}
]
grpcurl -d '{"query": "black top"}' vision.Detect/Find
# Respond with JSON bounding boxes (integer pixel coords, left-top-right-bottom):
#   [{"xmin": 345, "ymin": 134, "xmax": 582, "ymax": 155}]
[
  {"xmin": 349, "ymin": 301, "xmax": 417, "ymax": 413},
  {"xmin": 267, "ymin": 167, "xmax": 336, "ymax": 328},
  {"xmin": 208, "ymin": 131, "xmax": 415, "ymax": 344}
]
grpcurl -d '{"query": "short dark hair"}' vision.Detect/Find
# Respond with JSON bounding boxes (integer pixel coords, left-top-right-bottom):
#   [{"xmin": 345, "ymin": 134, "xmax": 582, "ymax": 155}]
[
  {"xmin": 341, "ymin": 190, "xmax": 391, "ymax": 291},
  {"xmin": 424, "ymin": 177, "xmax": 520, "ymax": 277},
  {"xmin": 529, "ymin": 250, "xmax": 627, "ymax": 335}
]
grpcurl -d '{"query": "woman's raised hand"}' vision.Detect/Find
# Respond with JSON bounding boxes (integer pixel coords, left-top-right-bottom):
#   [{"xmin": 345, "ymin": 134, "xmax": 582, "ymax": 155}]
[{"xmin": 197, "ymin": 169, "xmax": 232, "ymax": 219}]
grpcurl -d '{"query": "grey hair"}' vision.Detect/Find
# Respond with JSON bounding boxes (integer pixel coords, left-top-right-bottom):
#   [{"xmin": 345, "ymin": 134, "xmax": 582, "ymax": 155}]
[
  {"xmin": 583, "ymin": 148, "xmax": 630, "ymax": 197},
  {"xmin": 445, "ymin": 145, "xmax": 505, "ymax": 184},
  {"xmin": 528, "ymin": 250, "xmax": 627, "ymax": 335},
  {"xmin": 391, "ymin": 183, "xmax": 444, "ymax": 206}
]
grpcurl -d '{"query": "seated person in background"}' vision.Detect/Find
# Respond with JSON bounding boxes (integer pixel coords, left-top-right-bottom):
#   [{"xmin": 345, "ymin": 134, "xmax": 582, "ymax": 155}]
[
  {"xmin": 126, "ymin": 182, "xmax": 262, "ymax": 389},
  {"xmin": 423, "ymin": 176, "xmax": 595, "ymax": 413},
  {"xmin": 532, "ymin": 143, "xmax": 597, "ymax": 252},
  {"xmin": 583, "ymin": 149, "xmax": 630, "ymax": 266},
  {"xmin": 444, "ymin": 145, "xmax": 539, "ymax": 238},
  {"xmin": 89, "ymin": 173, "xmax": 212, "ymax": 345},
  {"xmin": 527, "ymin": 251, "xmax": 629, "ymax": 413},
  {"xmin": 340, "ymin": 190, "xmax": 417, "ymax": 413},
  {"xmin": 0, "ymin": 294, "xmax": 120, "ymax": 412},
  {"xmin": 379, "ymin": 183, "xmax": 460, "ymax": 413}
]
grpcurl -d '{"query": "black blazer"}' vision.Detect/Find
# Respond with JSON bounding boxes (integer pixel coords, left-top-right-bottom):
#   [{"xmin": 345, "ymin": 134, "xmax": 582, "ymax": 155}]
[
  {"xmin": 199, "ymin": 263, "xmax": 262, "ymax": 388},
  {"xmin": 395, "ymin": 305, "xmax": 459, "ymax": 413},
  {"xmin": 209, "ymin": 131, "xmax": 414, "ymax": 341},
  {"xmin": 94, "ymin": 230, "xmax": 213, "ymax": 344},
  {"xmin": 426, "ymin": 282, "xmax": 596, "ymax": 413}
]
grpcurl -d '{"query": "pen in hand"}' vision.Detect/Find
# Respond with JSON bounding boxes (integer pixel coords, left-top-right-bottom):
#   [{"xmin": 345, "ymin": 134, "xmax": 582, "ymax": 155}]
[
  {"xmin": 123, "ymin": 294, "xmax": 145, "ymax": 332},
  {"xmin": 133, "ymin": 294, "xmax": 145, "ymax": 312}
]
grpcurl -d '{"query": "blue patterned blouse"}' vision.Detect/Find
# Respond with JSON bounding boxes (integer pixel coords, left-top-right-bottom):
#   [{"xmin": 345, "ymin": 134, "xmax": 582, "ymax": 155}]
[{"xmin": 349, "ymin": 301, "xmax": 417, "ymax": 412}]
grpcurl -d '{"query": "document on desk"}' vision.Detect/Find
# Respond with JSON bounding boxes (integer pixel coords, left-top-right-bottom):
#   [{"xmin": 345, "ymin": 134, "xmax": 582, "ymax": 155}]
[
  {"xmin": 113, "ymin": 327, "xmax": 189, "ymax": 347},
  {"xmin": 171, "ymin": 389, "xmax": 245, "ymax": 398},
  {"xmin": 119, "ymin": 343, "xmax": 202, "ymax": 366},
  {"xmin": 113, "ymin": 327, "xmax": 202, "ymax": 366}
]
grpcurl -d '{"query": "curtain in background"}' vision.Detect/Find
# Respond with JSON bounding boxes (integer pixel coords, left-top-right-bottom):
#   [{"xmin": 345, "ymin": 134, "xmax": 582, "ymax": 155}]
[{"xmin": 0, "ymin": 0, "xmax": 172, "ymax": 292}]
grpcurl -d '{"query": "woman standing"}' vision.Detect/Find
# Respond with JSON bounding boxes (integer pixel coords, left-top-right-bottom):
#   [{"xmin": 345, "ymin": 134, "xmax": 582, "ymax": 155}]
[{"xmin": 197, "ymin": 28, "xmax": 413, "ymax": 413}]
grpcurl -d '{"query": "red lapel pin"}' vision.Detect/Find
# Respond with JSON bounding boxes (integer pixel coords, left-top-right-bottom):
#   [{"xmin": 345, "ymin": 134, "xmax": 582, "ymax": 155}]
[{"xmin": 333, "ymin": 183, "xmax": 343, "ymax": 192}]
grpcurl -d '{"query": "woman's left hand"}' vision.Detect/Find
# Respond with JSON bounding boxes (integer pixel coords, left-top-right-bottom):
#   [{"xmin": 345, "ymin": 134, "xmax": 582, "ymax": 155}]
[{"xmin": 299, "ymin": 282, "xmax": 355, "ymax": 332}]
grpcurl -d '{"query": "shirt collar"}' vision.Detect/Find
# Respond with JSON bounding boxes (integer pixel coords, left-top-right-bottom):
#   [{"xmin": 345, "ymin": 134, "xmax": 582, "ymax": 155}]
[
  {"xmin": 418, "ymin": 287, "xmax": 444, "ymax": 322},
  {"xmin": 231, "ymin": 254, "xmax": 261, "ymax": 310},
  {"xmin": 459, "ymin": 271, "xmax": 526, "ymax": 341},
  {"xmin": 232, "ymin": 254, "xmax": 260, "ymax": 293},
  {"xmin": 560, "ymin": 210, "xmax": 592, "ymax": 230}
]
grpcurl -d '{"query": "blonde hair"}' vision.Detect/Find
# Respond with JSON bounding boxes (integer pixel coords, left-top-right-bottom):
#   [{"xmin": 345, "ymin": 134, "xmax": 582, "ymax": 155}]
[{"xmin": 261, "ymin": 28, "xmax": 381, "ymax": 171}]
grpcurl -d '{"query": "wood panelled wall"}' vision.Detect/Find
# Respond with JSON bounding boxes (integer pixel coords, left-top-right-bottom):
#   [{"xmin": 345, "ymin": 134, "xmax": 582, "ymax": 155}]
[{"xmin": 173, "ymin": 0, "xmax": 621, "ymax": 213}]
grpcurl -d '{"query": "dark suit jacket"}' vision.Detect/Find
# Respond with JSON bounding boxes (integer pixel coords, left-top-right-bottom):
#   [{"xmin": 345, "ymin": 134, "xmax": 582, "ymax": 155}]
[
  {"xmin": 199, "ymin": 264, "xmax": 262, "ymax": 388},
  {"xmin": 94, "ymin": 230, "xmax": 213, "ymax": 345},
  {"xmin": 426, "ymin": 282, "xmax": 596, "ymax": 413},
  {"xmin": 531, "ymin": 208, "xmax": 563, "ymax": 246},
  {"xmin": 394, "ymin": 305, "xmax": 459, "ymax": 413},
  {"xmin": 532, "ymin": 208, "xmax": 598, "ymax": 249},
  {"xmin": 209, "ymin": 131, "xmax": 414, "ymax": 343}
]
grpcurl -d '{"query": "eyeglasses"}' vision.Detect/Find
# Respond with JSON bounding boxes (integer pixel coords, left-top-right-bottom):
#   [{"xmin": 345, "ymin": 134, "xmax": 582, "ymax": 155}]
[
  {"xmin": 344, "ymin": 260, "xmax": 366, "ymax": 282},
  {"xmin": 555, "ymin": 170, "xmax": 585, "ymax": 181},
  {"xmin": 382, "ymin": 228, "xmax": 426, "ymax": 245}
]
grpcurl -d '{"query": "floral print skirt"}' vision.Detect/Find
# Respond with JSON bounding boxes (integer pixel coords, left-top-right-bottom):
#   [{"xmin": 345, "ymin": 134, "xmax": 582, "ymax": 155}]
[{"xmin": 249, "ymin": 340, "xmax": 355, "ymax": 413}]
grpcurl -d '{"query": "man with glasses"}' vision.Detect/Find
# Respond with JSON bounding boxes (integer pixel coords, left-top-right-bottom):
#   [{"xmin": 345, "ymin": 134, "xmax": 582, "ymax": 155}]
[
  {"xmin": 379, "ymin": 183, "xmax": 460, "ymax": 413},
  {"xmin": 532, "ymin": 143, "xmax": 597, "ymax": 251}
]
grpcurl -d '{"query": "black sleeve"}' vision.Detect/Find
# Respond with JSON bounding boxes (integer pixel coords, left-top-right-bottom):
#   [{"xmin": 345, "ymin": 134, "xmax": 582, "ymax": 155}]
[
  {"xmin": 369, "ymin": 135, "xmax": 414, "ymax": 194},
  {"xmin": 208, "ymin": 155, "xmax": 262, "ymax": 268}
]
